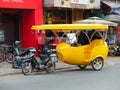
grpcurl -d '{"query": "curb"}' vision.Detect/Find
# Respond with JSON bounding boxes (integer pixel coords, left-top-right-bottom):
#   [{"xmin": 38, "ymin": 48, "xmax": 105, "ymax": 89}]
[
  {"xmin": 0, "ymin": 56, "xmax": 120, "ymax": 76},
  {"xmin": 0, "ymin": 62, "xmax": 76, "ymax": 76}
]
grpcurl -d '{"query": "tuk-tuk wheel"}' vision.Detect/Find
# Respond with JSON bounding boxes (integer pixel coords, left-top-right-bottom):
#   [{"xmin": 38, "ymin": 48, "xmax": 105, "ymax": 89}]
[
  {"xmin": 91, "ymin": 57, "xmax": 104, "ymax": 71},
  {"xmin": 78, "ymin": 65, "xmax": 87, "ymax": 69}
]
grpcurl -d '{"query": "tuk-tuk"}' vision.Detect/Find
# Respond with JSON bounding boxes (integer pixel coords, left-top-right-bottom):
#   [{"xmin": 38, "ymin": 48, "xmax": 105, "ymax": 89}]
[{"xmin": 31, "ymin": 24, "xmax": 108, "ymax": 71}]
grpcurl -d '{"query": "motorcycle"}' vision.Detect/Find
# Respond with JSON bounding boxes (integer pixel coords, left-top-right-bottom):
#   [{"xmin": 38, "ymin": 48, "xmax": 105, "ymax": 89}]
[
  {"xmin": 108, "ymin": 44, "xmax": 120, "ymax": 56},
  {"xmin": 21, "ymin": 45, "xmax": 57, "ymax": 75},
  {"xmin": 12, "ymin": 41, "xmax": 34, "ymax": 69},
  {"xmin": 0, "ymin": 44, "xmax": 14, "ymax": 63}
]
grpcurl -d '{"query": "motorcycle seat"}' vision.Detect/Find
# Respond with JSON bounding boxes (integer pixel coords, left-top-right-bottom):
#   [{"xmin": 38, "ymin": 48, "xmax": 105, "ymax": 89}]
[{"xmin": 39, "ymin": 54, "xmax": 48, "ymax": 60}]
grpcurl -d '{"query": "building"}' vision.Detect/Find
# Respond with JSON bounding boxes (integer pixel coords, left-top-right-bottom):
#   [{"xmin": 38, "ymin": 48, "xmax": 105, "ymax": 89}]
[
  {"xmin": 0, "ymin": 0, "xmax": 42, "ymax": 48},
  {"xmin": 43, "ymin": 0, "xmax": 101, "ymax": 24},
  {"xmin": 0, "ymin": 0, "xmax": 101, "ymax": 49},
  {"xmin": 101, "ymin": 0, "xmax": 120, "ymax": 44}
]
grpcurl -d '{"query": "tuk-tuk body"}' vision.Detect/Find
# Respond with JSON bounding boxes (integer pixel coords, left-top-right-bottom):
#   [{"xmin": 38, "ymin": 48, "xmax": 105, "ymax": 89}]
[
  {"xmin": 56, "ymin": 40, "xmax": 108, "ymax": 65},
  {"xmin": 32, "ymin": 24, "xmax": 108, "ymax": 70}
]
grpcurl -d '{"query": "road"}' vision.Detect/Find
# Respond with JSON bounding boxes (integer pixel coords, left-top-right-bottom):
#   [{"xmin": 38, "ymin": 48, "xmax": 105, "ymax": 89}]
[{"xmin": 0, "ymin": 61, "xmax": 120, "ymax": 90}]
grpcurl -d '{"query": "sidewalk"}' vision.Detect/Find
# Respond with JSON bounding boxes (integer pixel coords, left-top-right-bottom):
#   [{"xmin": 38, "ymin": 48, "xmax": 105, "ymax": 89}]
[
  {"xmin": 0, "ymin": 56, "xmax": 120, "ymax": 76},
  {"xmin": 106, "ymin": 56, "xmax": 120, "ymax": 60},
  {"xmin": 0, "ymin": 60, "xmax": 75, "ymax": 76}
]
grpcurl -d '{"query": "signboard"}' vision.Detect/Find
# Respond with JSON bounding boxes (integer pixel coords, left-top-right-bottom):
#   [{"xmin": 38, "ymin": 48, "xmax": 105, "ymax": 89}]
[
  {"xmin": 54, "ymin": 0, "xmax": 61, "ymax": 7},
  {"xmin": 70, "ymin": 0, "xmax": 79, "ymax": 4},
  {"xmin": 71, "ymin": 0, "xmax": 100, "ymax": 9},
  {"xmin": 70, "ymin": 0, "xmax": 88, "ymax": 4},
  {"xmin": 46, "ymin": 0, "xmax": 100, "ymax": 9},
  {"xmin": 54, "ymin": 0, "xmax": 71, "ymax": 7},
  {"xmin": 0, "ymin": 29, "xmax": 4, "ymax": 42},
  {"xmin": 0, "ymin": 0, "xmax": 42, "ymax": 9}
]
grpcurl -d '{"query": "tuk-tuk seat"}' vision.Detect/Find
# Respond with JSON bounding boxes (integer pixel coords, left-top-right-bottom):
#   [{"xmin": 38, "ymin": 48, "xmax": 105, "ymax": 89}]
[{"xmin": 49, "ymin": 37, "xmax": 60, "ymax": 46}]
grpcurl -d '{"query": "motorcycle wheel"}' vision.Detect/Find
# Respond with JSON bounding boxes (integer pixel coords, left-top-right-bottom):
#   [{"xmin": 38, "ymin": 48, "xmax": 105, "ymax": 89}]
[
  {"xmin": 22, "ymin": 61, "xmax": 32, "ymax": 75},
  {"xmin": 91, "ymin": 57, "xmax": 104, "ymax": 71},
  {"xmin": 6, "ymin": 53, "xmax": 15, "ymax": 63},
  {"xmin": 46, "ymin": 61, "xmax": 56, "ymax": 73},
  {"xmin": 78, "ymin": 65, "xmax": 87, "ymax": 69},
  {"xmin": 109, "ymin": 48, "xmax": 116, "ymax": 56},
  {"xmin": 0, "ymin": 51, "xmax": 4, "ymax": 62}
]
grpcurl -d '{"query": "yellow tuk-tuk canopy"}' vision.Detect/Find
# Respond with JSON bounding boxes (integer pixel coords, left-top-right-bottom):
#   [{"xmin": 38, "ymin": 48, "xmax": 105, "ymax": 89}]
[{"xmin": 31, "ymin": 24, "xmax": 108, "ymax": 32}]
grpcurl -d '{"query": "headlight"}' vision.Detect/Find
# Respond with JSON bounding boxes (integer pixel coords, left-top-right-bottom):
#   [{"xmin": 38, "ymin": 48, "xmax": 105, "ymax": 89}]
[{"xmin": 30, "ymin": 48, "xmax": 36, "ymax": 52}]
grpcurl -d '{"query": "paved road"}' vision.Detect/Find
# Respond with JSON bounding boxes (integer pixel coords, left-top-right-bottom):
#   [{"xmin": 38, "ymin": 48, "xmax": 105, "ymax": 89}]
[
  {"xmin": 0, "ymin": 58, "xmax": 120, "ymax": 90},
  {"xmin": 0, "ymin": 56, "xmax": 120, "ymax": 76}
]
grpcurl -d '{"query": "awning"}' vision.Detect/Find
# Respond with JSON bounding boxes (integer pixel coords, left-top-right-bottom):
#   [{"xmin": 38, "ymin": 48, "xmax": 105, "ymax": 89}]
[
  {"xmin": 73, "ymin": 17, "xmax": 118, "ymax": 26},
  {"xmin": 111, "ymin": 8, "xmax": 120, "ymax": 15},
  {"xmin": 102, "ymin": 0, "xmax": 120, "ymax": 8},
  {"xmin": 102, "ymin": 0, "xmax": 120, "ymax": 15},
  {"xmin": 31, "ymin": 24, "xmax": 108, "ymax": 32},
  {"xmin": 104, "ymin": 14, "xmax": 120, "ymax": 23}
]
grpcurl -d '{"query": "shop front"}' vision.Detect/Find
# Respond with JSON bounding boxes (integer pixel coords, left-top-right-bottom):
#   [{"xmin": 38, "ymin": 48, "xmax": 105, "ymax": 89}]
[
  {"xmin": 43, "ymin": 0, "xmax": 101, "ymax": 24},
  {"xmin": 43, "ymin": 8, "xmax": 72, "ymax": 24},
  {"xmin": 0, "ymin": 0, "xmax": 43, "ymax": 48}
]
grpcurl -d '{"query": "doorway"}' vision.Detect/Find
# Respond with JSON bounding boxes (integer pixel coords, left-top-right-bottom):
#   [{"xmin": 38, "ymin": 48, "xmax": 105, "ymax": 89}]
[{"xmin": 1, "ymin": 14, "xmax": 20, "ymax": 45}]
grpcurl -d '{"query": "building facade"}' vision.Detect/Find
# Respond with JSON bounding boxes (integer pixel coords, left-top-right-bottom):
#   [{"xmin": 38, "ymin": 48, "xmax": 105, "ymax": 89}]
[
  {"xmin": 0, "ymin": 0, "xmax": 101, "ymax": 49},
  {"xmin": 0, "ymin": 0, "xmax": 43, "ymax": 48},
  {"xmin": 43, "ymin": 0, "xmax": 101, "ymax": 24}
]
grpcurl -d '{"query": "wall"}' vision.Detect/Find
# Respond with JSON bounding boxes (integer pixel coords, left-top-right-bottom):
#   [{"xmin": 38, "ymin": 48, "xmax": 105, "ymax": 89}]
[
  {"xmin": 0, "ymin": 0, "xmax": 41, "ymax": 9},
  {"xmin": 72, "ymin": 9, "xmax": 83, "ymax": 22},
  {"xmin": 21, "ymin": 9, "xmax": 43, "ymax": 48},
  {"xmin": 0, "ymin": 0, "xmax": 43, "ymax": 48}
]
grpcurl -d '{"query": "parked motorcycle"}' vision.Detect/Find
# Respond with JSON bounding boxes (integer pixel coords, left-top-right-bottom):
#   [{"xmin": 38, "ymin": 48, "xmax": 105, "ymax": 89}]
[
  {"xmin": 21, "ymin": 45, "xmax": 57, "ymax": 75},
  {"xmin": 0, "ymin": 41, "xmax": 30, "ymax": 64},
  {"xmin": 12, "ymin": 41, "xmax": 34, "ymax": 69},
  {"xmin": 108, "ymin": 44, "xmax": 120, "ymax": 56},
  {"xmin": 0, "ymin": 44, "xmax": 15, "ymax": 63}
]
